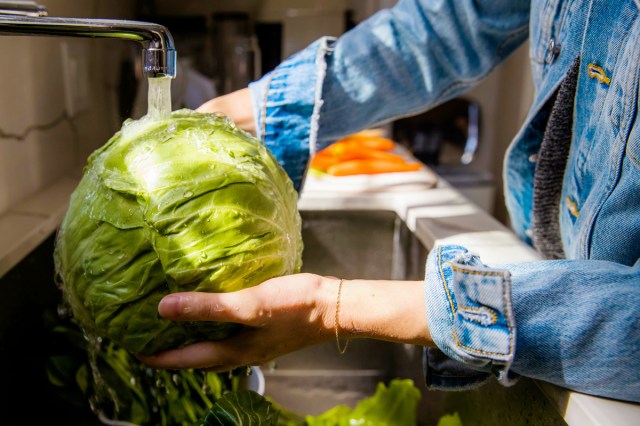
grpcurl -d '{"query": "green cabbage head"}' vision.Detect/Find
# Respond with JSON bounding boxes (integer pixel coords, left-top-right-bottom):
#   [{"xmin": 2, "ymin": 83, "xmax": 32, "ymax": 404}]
[{"xmin": 54, "ymin": 110, "xmax": 303, "ymax": 355}]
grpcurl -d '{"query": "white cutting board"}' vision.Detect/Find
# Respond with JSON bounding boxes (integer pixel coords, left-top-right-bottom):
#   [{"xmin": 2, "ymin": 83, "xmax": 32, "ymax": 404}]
[{"xmin": 302, "ymin": 166, "xmax": 438, "ymax": 193}]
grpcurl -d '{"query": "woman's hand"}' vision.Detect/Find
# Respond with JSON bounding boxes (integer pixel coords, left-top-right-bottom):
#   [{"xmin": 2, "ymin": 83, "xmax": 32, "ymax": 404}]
[
  {"xmin": 196, "ymin": 88, "xmax": 256, "ymax": 135},
  {"xmin": 137, "ymin": 273, "xmax": 431, "ymax": 371}
]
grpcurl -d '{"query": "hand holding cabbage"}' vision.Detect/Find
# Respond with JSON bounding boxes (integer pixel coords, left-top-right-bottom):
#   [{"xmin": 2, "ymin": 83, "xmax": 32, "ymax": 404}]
[
  {"xmin": 54, "ymin": 110, "xmax": 303, "ymax": 355},
  {"xmin": 139, "ymin": 274, "xmax": 431, "ymax": 371}
]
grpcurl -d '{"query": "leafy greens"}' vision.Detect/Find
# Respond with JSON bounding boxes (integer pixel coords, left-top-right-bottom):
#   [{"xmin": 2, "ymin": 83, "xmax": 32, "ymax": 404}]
[{"xmin": 54, "ymin": 110, "xmax": 303, "ymax": 355}]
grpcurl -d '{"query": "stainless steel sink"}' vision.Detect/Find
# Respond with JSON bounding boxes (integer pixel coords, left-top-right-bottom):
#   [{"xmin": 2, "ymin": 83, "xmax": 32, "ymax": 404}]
[
  {"xmin": 262, "ymin": 209, "xmax": 567, "ymax": 425},
  {"xmin": 0, "ymin": 209, "xmax": 567, "ymax": 425}
]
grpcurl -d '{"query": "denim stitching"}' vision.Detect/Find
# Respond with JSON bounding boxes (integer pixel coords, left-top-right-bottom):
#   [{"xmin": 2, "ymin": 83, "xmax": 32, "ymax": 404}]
[
  {"xmin": 583, "ymin": 19, "xmax": 640, "ymax": 258},
  {"xmin": 454, "ymin": 270, "xmax": 513, "ymax": 357},
  {"xmin": 457, "ymin": 305, "xmax": 498, "ymax": 326},
  {"xmin": 309, "ymin": 38, "xmax": 335, "ymax": 157},
  {"xmin": 437, "ymin": 247, "xmax": 514, "ymax": 357},
  {"xmin": 621, "ymin": 24, "xmax": 640, "ymax": 130},
  {"xmin": 447, "ymin": 261, "xmax": 510, "ymax": 277},
  {"xmin": 437, "ymin": 246, "xmax": 457, "ymax": 318}
]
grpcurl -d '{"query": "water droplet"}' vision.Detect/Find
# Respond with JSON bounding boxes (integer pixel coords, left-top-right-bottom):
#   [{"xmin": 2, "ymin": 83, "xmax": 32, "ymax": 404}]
[
  {"xmin": 172, "ymin": 373, "xmax": 181, "ymax": 386},
  {"xmin": 201, "ymin": 252, "xmax": 208, "ymax": 259},
  {"xmin": 184, "ymin": 191, "xmax": 193, "ymax": 198},
  {"xmin": 56, "ymin": 304, "xmax": 69, "ymax": 318}
]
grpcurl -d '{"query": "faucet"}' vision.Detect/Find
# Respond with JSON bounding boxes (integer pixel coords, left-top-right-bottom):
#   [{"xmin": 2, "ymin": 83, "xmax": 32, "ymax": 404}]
[{"xmin": 0, "ymin": 1, "xmax": 176, "ymax": 78}]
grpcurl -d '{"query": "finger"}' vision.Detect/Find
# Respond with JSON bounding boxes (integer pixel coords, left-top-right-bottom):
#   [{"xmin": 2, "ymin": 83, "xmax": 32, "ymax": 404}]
[
  {"xmin": 137, "ymin": 340, "xmax": 239, "ymax": 370},
  {"xmin": 158, "ymin": 291, "xmax": 263, "ymax": 325}
]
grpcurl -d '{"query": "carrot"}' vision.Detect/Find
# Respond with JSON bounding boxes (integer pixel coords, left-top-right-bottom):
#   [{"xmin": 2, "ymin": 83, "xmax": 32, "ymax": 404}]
[
  {"xmin": 309, "ymin": 153, "xmax": 340, "ymax": 172},
  {"xmin": 327, "ymin": 159, "xmax": 422, "ymax": 176},
  {"xmin": 337, "ymin": 135, "xmax": 395, "ymax": 151},
  {"xmin": 320, "ymin": 141, "xmax": 362, "ymax": 159},
  {"xmin": 320, "ymin": 140, "xmax": 401, "ymax": 158},
  {"xmin": 311, "ymin": 144, "xmax": 407, "ymax": 172},
  {"xmin": 312, "ymin": 135, "xmax": 404, "ymax": 173},
  {"xmin": 358, "ymin": 149, "xmax": 405, "ymax": 162}
]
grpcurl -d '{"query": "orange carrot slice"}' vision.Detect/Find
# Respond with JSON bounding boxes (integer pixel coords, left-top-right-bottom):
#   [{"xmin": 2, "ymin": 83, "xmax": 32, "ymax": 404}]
[{"xmin": 327, "ymin": 159, "xmax": 421, "ymax": 176}]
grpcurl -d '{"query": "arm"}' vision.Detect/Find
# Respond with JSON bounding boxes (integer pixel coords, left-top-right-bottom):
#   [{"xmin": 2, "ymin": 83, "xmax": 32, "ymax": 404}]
[
  {"xmin": 244, "ymin": 0, "xmax": 530, "ymax": 188},
  {"xmin": 196, "ymin": 88, "xmax": 255, "ymax": 135},
  {"xmin": 138, "ymin": 274, "xmax": 430, "ymax": 371}
]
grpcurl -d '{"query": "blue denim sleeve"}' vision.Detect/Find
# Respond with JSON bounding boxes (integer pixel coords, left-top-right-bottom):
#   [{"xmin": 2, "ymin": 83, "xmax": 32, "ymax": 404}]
[
  {"xmin": 424, "ymin": 245, "xmax": 517, "ymax": 390},
  {"xmin": 249, "ymin": 0, "xmax": 530, "ymax": 190},
  {"xmin": 426, "ymin": 245, "xmax": 640, "ymax": 402}
]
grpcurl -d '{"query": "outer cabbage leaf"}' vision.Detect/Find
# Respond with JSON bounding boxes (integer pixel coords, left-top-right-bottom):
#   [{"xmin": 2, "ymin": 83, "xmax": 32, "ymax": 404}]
[
  {"xmin": 54, "ymin": 110, "xmax": 303, "ymax": 355},
  {"xmin": 198, "ymin": 390, "xmax": 279, "ymax": 426}
]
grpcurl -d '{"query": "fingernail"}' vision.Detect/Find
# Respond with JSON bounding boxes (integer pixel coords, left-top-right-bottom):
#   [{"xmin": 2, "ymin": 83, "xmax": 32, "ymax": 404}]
[{"xmin": 159, "ymin": 294, "xmax": 185, "ymax": 316}]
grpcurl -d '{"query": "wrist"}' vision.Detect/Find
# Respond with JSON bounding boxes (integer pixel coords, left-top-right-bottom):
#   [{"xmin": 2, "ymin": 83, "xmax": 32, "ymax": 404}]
[{"xmin": 333, "ymin": 279, "xmax": 432, "ymax": 346}]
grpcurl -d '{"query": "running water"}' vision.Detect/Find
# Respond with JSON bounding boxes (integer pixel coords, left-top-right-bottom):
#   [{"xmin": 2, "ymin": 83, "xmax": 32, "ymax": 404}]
[{"xmin": 147, "ymin": 76, "xmax": 172, "ymax": 119}]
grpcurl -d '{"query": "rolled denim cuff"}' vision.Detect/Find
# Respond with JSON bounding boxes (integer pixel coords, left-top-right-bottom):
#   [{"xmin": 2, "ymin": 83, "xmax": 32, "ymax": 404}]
[
  {"xmin": 248, "ymin": 37, "xmax": 337, "ymax": 192},
  {"xmin": 424, "ymin": 244, "xmax": 518, "ymax": 389},
  {"xmin": 424, "ymin": 347, "xmax": 492, "ymax": 390}
]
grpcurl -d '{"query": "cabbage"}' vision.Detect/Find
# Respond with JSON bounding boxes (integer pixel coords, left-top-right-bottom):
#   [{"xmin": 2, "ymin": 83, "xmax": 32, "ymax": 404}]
[{"xmin": 54, "ymin": 110, "xmax": 303, "ymax": 355}]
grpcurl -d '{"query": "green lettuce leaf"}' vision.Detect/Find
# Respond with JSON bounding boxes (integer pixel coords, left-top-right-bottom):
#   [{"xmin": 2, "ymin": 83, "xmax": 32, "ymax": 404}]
[
  {"xmin": 305, "ymin": 379, "xmax": 422, "ymax": 426},
  {"xmin": 437, "ymin": 412, "xmax": 463, "ymax": 426},
  {"xmin": 270, "ymin": 378, "xmax": 422, "ymax": 426}
]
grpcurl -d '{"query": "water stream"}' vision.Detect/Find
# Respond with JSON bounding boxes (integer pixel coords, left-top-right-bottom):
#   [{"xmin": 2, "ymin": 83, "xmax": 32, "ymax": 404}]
[
  {"xmin": 77, "ymin": 76, "xmax": 181, "ymax": 424},
  {"xmin": 146, "ymin": 76, "xmax": 172, "ymax": 119}
]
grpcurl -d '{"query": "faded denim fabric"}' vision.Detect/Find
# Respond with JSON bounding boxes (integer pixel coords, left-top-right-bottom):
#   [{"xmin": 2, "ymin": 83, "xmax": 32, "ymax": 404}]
[
  {"xmin": 424, "ymin": 246, "xmax": 517, "ymax": 389},
  {"xmin": 249, "ymin": 0, "xmax": 640, "ymax": 402}
]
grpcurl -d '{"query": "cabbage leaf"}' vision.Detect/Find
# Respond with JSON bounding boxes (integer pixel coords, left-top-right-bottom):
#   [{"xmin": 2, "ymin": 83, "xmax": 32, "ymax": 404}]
[{"xmin": 54, "ymin": 110, "xmax": 303, "ymax": 355}]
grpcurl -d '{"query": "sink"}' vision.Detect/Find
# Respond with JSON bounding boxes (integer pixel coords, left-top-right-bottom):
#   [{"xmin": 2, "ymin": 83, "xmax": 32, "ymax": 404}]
[
  {"xmin": 262, "ymin": 209, "xmax": 567, "ymax": 425},
  {"xmin": 0, "ymin": 209, "xmax": 567, "ymax": 425}
]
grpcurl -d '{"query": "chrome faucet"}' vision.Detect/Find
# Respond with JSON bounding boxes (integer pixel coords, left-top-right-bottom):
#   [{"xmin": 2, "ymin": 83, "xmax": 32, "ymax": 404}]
[{"xmin": 0, "ymin": 1, "xmax": 176, "ymax": 78}]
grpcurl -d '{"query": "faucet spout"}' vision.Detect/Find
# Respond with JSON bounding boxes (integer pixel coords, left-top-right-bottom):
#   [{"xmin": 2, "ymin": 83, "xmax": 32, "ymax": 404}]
[{"xmin": 0, "ymin": 3, "xmax": 176, "ymax": 78}]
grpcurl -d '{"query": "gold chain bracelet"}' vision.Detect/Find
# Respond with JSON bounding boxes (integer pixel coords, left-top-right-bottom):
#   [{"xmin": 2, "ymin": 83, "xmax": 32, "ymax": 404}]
[{"xmin": 334, "ymin": 278, "xmax": 350, "ymax": 354}]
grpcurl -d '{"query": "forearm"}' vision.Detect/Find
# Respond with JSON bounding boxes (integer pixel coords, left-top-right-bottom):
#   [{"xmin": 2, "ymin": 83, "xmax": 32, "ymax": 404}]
[
  {"xmin": 334, "ymin": 278, "xmax": 431, "ymax": 346},
  {"xmin": 316, "ymin": 0, "xmax": 531, "ymax": 144},
  {"xmin": 248, "ymin": 0, "xmax": 530, "ymax": 187},
  {"xmin": 140, "ymin": 273, "xmax": 432, "ymax": 371}
]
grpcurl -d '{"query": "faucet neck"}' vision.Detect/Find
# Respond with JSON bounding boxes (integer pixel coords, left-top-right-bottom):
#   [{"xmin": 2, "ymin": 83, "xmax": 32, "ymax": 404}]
[
  {"xmin": 0, "ymin": 1, "xmax": 47, "ymax": 17},
  {"xmin": 0, "ymin": 4, "xmax": 177, "ymax": 78}
]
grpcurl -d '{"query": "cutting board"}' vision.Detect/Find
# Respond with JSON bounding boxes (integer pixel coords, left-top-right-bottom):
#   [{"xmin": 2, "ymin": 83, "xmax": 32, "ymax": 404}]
[{"xmin": 302, "ymin": 166, "xmax": 438, "ymax": 193}]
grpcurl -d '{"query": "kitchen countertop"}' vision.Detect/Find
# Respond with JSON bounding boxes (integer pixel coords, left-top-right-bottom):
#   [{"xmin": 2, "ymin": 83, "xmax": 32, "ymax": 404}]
[{"xmin": 1, "ymin": 168, "xmax": 638, "ymax": 425}]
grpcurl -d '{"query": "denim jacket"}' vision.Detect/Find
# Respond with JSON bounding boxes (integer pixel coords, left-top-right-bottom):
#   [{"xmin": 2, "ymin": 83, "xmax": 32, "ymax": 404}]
[{"xmin": 249, "ymin": 0, "xmax": 640, "ymax": 402}]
